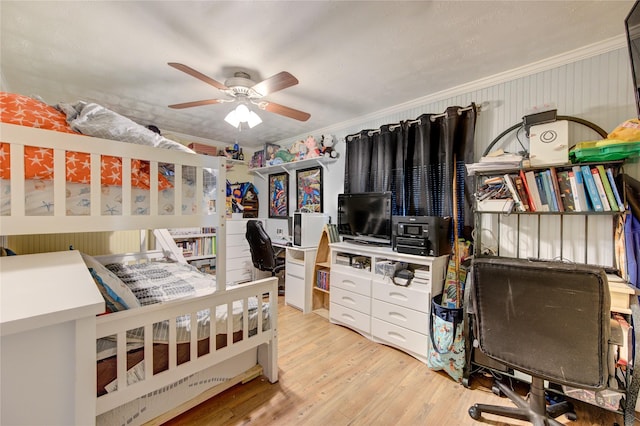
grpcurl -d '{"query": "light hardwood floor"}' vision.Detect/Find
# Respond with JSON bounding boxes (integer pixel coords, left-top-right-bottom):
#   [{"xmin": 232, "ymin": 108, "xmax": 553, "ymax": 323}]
[{"xmin": 165, "ymin": 297, "xmax": 631, "ymax": 426}]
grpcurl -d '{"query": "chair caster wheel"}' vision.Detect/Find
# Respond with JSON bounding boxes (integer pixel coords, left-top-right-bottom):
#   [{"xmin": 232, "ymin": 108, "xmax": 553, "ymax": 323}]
[
  {"xmin": 491, "ymin": 383, "xmax": 503, "ymax": 396},
  {"xmin": 565, "ymin": 412, "xmax": 577, "ymax": 421},
  {"xmin": 468, "ymin": 405, "xmax": 481, "ymax": 420}
]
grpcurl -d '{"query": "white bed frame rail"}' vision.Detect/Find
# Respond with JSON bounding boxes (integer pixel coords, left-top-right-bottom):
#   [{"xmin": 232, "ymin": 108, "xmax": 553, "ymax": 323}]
[
  {"xmin": 95, "ymin": 276, "xmax": 278, "ymax": 415},
  {"xmin": 1, "ymin": 123, "xmax": 226, "ymax": 235}
]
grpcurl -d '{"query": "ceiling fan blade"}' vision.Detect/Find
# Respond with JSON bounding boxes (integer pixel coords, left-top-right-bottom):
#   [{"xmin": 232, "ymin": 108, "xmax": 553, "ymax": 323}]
[
  {"xmin": 251, "ymin": 71, "xmax": 298, "ymax": 96},
  {"xmin": 168, "ymin": 62, "xmax": 229, "ymax": 91},
  {"xmin": 168, "ymin": 99, "xmax": 225, "ymax": 109},
  {"xmin": 261, "ymin": 101, "xmax": 310, "ymax": 121}
]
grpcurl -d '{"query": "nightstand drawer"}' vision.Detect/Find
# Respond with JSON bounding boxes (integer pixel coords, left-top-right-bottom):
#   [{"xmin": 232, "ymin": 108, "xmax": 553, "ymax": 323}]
[
  {"xmin": 372, "ymin": 317, "xmax": 428, "ymax": 358},
  {"xmin": 330, "ymin": 287, "xmax": 370, "ymax": 315},
  {"xmin": 372, "ymin": 299, "xmax": 428, "ymax": 335},
  {"xmin": 331, "ymin": 270, "xmax": 371, "ymax": 297},
  {"xmin": 372, "ymin": 281, "xmax": 430, "ymax": 313},
  {"xmin": 330, "ymin": 302, "xmax": 370, "ymax": 335}
]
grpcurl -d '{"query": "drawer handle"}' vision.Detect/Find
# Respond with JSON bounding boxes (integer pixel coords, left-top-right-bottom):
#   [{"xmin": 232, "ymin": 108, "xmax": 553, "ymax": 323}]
[
  {"xmin": 388, "ymin": 331, "xmax": 407, "ymax": 342},
  {"xmin": 389, "ymin": 311, "xmax": 407, "ymax": 322},
  {"xmin": 343, "ymin": 279, "xmax": 356, "ymax": 288},
  {"xmin": 341, "ymin": 313, "xmax": 355, "ymax": 321},
  {"xmin": 389, "ymin": 292, "xmax": 409, "ymax": 301},
  {"xmin": 341, "ymin": 296, "xmax": 356, "ymax": 305}
]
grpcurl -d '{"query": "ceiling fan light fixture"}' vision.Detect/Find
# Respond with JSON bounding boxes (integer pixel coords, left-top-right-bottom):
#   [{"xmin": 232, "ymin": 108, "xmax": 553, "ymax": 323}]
[
  {"xmin": 224, "ymin": 104, "xmax": 262, "ymax": 129},
  {"xmin": 247, "ymin": 110, "xmax": 262, "ymax": 128},
  {"xmin": 224, "ymin": 109, "xmax": 240, "ymax": 128}
]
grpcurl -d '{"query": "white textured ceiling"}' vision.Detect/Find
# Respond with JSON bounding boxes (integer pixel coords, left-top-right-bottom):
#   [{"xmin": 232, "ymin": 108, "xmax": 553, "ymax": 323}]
[{"xmin": 0, "ymin": 1, "xmax": 635, "ymax": 148}]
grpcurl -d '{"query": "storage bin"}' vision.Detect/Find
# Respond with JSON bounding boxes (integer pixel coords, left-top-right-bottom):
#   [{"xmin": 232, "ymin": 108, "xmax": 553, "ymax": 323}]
[{"xmin": 569, "ymin": 140, "xmax": 640, "ymax": 162}]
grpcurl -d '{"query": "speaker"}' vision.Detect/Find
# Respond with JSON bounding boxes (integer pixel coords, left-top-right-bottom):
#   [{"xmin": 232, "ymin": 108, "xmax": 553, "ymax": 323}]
[{"xmin": 529, "ymin": 120, "xmax": 569, "ymax": 167}]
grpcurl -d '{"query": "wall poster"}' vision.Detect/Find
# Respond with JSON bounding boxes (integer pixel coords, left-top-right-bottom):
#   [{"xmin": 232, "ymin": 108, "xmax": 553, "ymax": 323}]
[
  {"xmin": 296, "ymin": 166, "xmax": 323, "ymax": 212},
  {"xmin": 268, "ymin": 172, "xmax": 289, "ymax": 218}
]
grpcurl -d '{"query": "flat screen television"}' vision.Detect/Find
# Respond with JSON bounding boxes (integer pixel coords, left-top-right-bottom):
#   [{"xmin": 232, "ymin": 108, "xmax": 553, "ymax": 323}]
[
  {"xmin": 337, "ymin": 192, "xmax": 392, "ymax": 246},
  {"xmin": 625, "ymin": 0, "xmax": 640, "ymax": 118}
]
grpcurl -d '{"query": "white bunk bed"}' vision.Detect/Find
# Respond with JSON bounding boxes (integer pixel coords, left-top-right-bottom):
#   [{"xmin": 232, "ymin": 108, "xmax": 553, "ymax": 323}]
[{"xmin": 0, "ymin": 119, "xmax": 278, "ymax": 426}]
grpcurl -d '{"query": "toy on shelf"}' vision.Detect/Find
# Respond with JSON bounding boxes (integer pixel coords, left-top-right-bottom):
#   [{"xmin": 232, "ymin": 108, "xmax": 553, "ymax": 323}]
[
  {"xmin": 305, "ymin": 135, "xmax": 321, "ymax": 158},
  {"xmin": 321, "ymin": 134, "xmax": 339, "ymax": 158}
]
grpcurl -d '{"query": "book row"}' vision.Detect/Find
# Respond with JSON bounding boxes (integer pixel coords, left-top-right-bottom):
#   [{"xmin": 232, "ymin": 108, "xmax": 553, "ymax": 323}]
[
  {"xmin": 316, "ymin": 269, "xmax": 330, "ymax": 291},
  {"xmin": 497, "ymin": 164, "xmax": 624, "ymax": 213},
  {"xmin": 176, "ymin": 237, "xmax": 216, "ymax": 257}
]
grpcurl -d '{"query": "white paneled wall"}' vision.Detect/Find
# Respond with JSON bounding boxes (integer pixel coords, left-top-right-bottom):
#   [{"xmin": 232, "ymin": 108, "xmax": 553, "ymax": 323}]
[{"xmin": 266, "ymin": 42, "xmax": 638, "ymax": 268}]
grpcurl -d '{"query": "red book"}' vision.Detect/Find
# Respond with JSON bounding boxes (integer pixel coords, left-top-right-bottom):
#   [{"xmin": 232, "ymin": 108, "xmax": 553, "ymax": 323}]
[{"xmin": 519, "ymin": 169, "xmax": 536, "ymax": 212}]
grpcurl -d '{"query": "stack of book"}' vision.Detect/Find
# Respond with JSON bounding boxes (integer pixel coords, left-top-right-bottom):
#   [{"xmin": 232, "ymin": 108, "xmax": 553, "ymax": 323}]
[
  {"xmin": 501, "ymin": 164, "xmax": 624, "ymax": 213},
  {"xmin": 412, "ymin": 267, "xmax": 431, "ymax": 285}
]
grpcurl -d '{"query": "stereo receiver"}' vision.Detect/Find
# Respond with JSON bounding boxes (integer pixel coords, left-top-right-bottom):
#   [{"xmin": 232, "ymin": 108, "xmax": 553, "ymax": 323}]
[{"xmin": 392, "ymin": 216, "xmax": 451, "ymax": 257}]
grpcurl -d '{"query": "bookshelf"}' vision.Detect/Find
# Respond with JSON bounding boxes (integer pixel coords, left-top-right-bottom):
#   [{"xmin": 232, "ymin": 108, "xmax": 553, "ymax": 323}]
[
  {"xmin": 312, "ymin": 225, "xmax": 337, "ymax": 318},
  {"xmin": 468, "ymin": 160, "xmax": 640, "ymax": 419},
  {"xmin": 168, "ymin": 228, "xmax": 216, "ymax": 273},
  {"xmin": 474, "ymin": 162, "xmax": 628, "ymax": 266}
]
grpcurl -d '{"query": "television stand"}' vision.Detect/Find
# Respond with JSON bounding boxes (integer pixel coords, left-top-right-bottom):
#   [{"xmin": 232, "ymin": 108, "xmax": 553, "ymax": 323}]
[{"xmin": 329, "ymin": 241, "xmax": 448, "ymax": 364}]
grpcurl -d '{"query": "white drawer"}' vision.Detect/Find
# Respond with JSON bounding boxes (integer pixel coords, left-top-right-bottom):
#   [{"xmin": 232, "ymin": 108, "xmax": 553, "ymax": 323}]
[
  {"xmin": 227, "ymin": 257, "xmax": 251, "ymax": 270},
  {"xmin": 372, "ymin": 281, "xmax": 430, "ymax": 313},
  {"xmin": 227, "ymin": 245, "xmax": 251, "ymax": 258},
  {"xmin": 372, "ymin": 299, "xmax": 428, "ymax": 335},
  {"xmin": 372, "ymin": 317, "xmax": 428, "ymax": 359},
  {"xmin": 227, "ymin": 237, "xmax": 249, "ymax": 248},
  {"xmin": 285, "ymin": 261, "xmax": 305, "ymax": 278},
  {"xmin": 226, "ymin": 219, "xmax": 250, "ymax": 234},
  {"xmin": 228, "ymin": 269, "xmax": 252, "ymax": 284},
  {"xmin": 330, "ymin": 287, "xmax": 370, "ymax": 315},
  {"xmin": 331, "ymin": 269, "xmax": 371, "ymax": 297},
  {"xmin": 330, "ymin": 302, "xmax": 370, "ymax": 335}
]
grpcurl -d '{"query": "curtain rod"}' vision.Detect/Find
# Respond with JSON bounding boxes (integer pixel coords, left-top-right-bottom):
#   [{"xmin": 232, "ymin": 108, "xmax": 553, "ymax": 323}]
[{"xmin": 348, "ymin": 103, "xmax": 481, "ymax": 140}]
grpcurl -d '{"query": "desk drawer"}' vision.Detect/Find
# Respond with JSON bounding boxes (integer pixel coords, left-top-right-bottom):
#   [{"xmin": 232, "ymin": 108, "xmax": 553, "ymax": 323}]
[
  {"xmin": 330, "ymin": 287, "xmax": 370, "ymax": 315},
  {"xmin": 372, "ymin": 299, "xmax": 428, "ymax": 335},
  {"xmin": 330, "ymin": 302, "xmax": 370, "ymax": 335},
  {"xmin": 372, "ymin": 281, "xmax": 430, "ymax": 313},
  {"xmin": 372, "ymin": 317, "xmax": 428, "ymax": 358},
  {"xmin": 331, "ymin": 270, "xmax": 371, "ymax": 297},
  {"xmin": 285, "ymin": 261, "xmax": 305, "ymax": 279}
]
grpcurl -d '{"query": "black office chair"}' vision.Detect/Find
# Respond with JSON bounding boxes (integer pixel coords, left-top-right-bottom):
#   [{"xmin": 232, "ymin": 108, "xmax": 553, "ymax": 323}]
[
  {"xmin": 468, "ymin": 257, "xmax": 611, "ymax": 426},
  {"xmin": 246, "ymin": 220, "xmax": 285, "ymax": 294}
]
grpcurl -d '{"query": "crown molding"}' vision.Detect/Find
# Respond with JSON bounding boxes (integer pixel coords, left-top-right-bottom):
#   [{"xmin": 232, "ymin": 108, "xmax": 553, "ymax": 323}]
[{"xmin": 279, "ymin": 35, "xmax": 628, "ymax": 145}]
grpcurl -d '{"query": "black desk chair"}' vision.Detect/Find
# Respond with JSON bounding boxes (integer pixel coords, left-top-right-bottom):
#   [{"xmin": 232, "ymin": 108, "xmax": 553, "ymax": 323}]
[
  {"xmin": 468, "ymin": 257, "xmax": 611, "ymax": 426},
  {"xmin": 246, "ymin": 220, "xmax": 285, "ymax": 294}
]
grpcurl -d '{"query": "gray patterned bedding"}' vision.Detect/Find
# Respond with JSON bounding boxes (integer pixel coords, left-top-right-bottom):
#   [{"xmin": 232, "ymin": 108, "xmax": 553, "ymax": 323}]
[{"xmin": 96, "ymin": 261, "xmax": 268, "ymax": 360}]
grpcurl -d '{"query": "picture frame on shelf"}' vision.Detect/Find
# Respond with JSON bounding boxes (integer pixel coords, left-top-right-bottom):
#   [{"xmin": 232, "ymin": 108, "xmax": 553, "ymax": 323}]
[
  {"xmin": 264, "ymin": 143, "xmax": 281, "ymax": 166},
  {"xmin": 296, "ymin": 166, "xmax": 323, "ymax": 212},
  {"xmin": 268, "ymin": 172, "xmax": 289, "ymax": 218},
  {"xmin": 250, "ymin": 150, "xmax": 264, "ymax": 169}
]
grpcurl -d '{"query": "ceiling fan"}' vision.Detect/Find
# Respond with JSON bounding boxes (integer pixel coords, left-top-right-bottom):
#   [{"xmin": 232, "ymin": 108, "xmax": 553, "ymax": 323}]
[{"xmin": 167, "ymin": 62, "xmax": 311, "ymax": 122}]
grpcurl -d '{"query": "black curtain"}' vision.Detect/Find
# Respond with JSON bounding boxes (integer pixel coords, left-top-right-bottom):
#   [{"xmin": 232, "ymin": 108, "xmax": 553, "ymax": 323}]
[{"xmin": 344, "ymin": 103, "xmax": 477, "ymax": 239}]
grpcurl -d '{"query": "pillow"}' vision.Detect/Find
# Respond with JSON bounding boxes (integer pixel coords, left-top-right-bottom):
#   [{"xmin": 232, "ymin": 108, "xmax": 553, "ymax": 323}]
[
  {"xmin": 0, "ymin": 93, "xmax": 172, "ymax": 190},
  {"xmin": 90, "ymin": 268, "xmax": 127, "ymax": 313},
  {"xmin": 0, "ymin": 92, "xmax": 77, "ymax": 134},
  {"xmin": 81, "ymin": 252, "xmax": 140, "ymax": 310}
]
